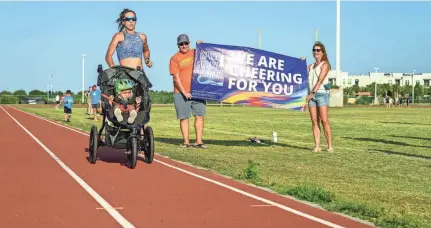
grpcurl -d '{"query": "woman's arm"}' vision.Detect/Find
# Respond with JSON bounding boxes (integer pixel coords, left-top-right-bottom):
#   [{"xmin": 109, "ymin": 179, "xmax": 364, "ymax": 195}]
[
  {"xmin": 311, "ymin": 62, "xmax": 329, "ymax": 93},
  {"xmin": 105, "ymin": 33, "xmax": 123, "ymax": 68}
]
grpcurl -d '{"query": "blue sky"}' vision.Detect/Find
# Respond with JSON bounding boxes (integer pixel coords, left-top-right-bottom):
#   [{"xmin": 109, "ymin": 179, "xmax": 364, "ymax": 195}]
[{"xmin": 0, "ymin": 1, "xmax": 430, "ymax": 93}]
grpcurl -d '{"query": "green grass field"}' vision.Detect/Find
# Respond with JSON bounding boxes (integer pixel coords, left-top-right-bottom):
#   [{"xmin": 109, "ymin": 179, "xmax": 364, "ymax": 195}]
[{"xmin": 16, "ymin": 105, "xmax": 431, "ymax": 228}]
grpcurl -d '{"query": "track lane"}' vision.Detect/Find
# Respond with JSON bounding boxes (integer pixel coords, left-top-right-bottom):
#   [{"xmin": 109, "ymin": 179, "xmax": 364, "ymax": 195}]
[
  {"xmin": 6, "ymin": 106, "xmax": 374, "ymax": 228},
  {"xmin": 0, "ymin": 106, "xmax": 122, "ymax": 228}
]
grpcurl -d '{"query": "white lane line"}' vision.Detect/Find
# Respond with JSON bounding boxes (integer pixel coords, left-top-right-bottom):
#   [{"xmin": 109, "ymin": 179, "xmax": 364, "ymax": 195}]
[
  {"xmin": 9, "ymin": 106, "xmax": 345, "ymax": 228},
  {"xmin": 250, "ymin": 205, "xmax": 275, "ymax": 207},
  {"xmin": 0, "ymin": 106, "xmax": 135, "ymax": 228},
  {"xmin": 96, "ymin": 207, "xmax": 124, "ymax": 210}
]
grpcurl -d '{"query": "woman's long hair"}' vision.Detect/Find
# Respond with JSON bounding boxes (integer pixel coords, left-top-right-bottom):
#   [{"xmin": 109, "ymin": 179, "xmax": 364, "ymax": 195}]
[
  {"xmin": 314, "ymin": 41, "xmax": 331, "ymax": 70},
  {"xmin": 115, "ymin": 9, "xmax": 136, "ymax": 32}
]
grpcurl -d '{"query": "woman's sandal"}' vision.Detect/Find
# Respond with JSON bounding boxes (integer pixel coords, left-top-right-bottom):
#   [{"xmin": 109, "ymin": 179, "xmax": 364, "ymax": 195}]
[
  {"xmin": 193, "ymin": 144, "xmax": 208, "ymax": 149},
  {"xmin": 312, "ymin": 147, "xmax": 321, "ymax": 152},
  {"xmin": 180, "ymin": 144, "xmax": 192, "ymax": 148}
]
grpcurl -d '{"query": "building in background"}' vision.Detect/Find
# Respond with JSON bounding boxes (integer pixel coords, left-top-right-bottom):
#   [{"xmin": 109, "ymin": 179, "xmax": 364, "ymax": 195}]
[{"xmin": 326, "ymin": 71, "xmax": 431, "ymax": 88}]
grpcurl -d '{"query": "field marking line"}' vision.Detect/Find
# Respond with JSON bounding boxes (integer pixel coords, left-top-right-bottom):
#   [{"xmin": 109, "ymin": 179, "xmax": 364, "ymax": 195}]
[
  {"xmin": 146, "ymin": 157, "xmax": 344, "ymax": 228},
  {"xmin": 0, "ymin": 106, "xmax": 135, "ymax": 228},
  {"xmin": 8, "ymin": 106, "xmax": 345, "ymax": 228}
]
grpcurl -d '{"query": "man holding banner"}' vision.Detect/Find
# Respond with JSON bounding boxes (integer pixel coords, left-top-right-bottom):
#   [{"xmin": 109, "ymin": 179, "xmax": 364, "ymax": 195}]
[{"xmin": 169, "ymin": 34, "xmax": 207, "ymax": 149}]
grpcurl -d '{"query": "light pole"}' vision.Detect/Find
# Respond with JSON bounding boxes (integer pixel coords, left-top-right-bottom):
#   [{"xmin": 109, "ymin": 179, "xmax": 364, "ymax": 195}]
[
  {"xmin": 258, "ymin": 28, "xmax": 261, "ymax": 49},
  {"xmin": 412, "ymin": 69, "xmax": 415, "ymax": 104},
  {"xmin": 373, "ymin": 67, "xmax": 379, "ymax": 105},
  {"xmin": 82, "ymin": 54, "xmax": 86, "ymax": 104},
  {"xmin": 336, "ymin": 0, "xmax": 341, "ymax": 87},
  {"xmin": 374, "ymin": 80, "xmax": 378, "ymax": 105}
]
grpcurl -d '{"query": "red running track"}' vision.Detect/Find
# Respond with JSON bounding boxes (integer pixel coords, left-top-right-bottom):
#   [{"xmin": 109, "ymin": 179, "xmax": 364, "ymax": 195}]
[{"xmin": 0, "ymin": 105, "xmax": 374, "ymax": 228}]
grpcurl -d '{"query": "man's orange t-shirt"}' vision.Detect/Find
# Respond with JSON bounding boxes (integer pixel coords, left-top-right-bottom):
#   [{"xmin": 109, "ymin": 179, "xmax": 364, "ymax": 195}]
[{"xmin": 169, "ymin": 49, "xmax": 195, "ymax": 94}]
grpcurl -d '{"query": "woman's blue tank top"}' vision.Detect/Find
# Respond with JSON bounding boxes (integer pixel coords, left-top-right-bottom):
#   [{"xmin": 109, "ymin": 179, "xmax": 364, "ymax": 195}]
[{"xmin": 116, "ymin": 31, "xmax": 143, "ymax": 61}]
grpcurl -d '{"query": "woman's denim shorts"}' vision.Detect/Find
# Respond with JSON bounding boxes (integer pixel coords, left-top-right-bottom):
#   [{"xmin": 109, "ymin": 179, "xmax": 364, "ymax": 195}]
[{"xmin": 308, "ymin": 92, "xmax": 330, "ymax": 107}]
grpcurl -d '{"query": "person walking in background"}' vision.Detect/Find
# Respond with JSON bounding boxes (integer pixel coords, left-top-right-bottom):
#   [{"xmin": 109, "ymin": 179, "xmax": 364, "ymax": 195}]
[
  {"xmin": 90, "ymin": 85, "xmax": 101, "ymax": 121},
  {"xmin": 60, "ymin": 90, "xmax": 74, "ymax": 122},
  {"xmin": 169, "ymin": 34, "xmax": 207, "ymax": 149},
  {"xmin": 305, "ymin": 41, "xmax": 334, "ymax": 153}
]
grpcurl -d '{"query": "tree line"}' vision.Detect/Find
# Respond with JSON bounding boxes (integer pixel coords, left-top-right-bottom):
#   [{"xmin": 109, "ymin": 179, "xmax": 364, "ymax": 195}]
[
  {"xmin": 2, "ymin": 84, "xmax": 430, "ymax": 105},
  {"xmin": 0, "ymin": 89, "xmax": 221, "ymax": 104}
]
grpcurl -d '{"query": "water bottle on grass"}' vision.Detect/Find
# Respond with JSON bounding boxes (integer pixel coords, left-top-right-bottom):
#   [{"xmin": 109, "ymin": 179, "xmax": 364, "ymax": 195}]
[{"xmin": 273, "ymin": 130, "xmax": 278, "ymax": 143}]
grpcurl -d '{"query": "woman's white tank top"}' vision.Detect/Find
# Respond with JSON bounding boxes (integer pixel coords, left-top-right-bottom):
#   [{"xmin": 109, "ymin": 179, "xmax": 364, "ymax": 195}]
[{"xmin": 308, "ymin": 61, "xmax": 329, "ymax": 93}]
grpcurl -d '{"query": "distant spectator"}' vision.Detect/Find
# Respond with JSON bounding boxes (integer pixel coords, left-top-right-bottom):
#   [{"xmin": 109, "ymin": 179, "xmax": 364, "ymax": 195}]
[
  {"xmin": 90, "ymin": 85, "xmax": 101, "ymax": 121},
  {"xmin": 385, "ymin": 96, "xmax": 390, "ymax": 108},
  {"xmin": 55, "ymin": 94, "xmax": 60, "ymax": 109},
  {"xmin": 84, "ymin": 86, "xmax": 93, "ymax": 115},
  {"xmin": 406, "ymin": 95, "xmax": 410, "ymax": 107},
  {"xmin": 399, "ymin": 95, "xmax": 403, "ymax": 108}
]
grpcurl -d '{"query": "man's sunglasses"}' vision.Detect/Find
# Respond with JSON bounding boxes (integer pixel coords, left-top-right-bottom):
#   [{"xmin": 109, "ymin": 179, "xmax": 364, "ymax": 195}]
[
  {"xmin": 312, "ymin": 49, "xmax": 322, "ymax": 52},
  {"xmin": 179, "ymin": 42, "xmax": 189, "ymax": 46},
  {"xmin": 124, "ymin": 17, "xmax": 137, "ymax": 22}
]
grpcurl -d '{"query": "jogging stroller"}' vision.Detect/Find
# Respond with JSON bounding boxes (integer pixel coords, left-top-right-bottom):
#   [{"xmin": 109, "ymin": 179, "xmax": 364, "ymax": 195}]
[{"xmin": 87, "ymin": 64, "xmax": 154, "ymax": 169}]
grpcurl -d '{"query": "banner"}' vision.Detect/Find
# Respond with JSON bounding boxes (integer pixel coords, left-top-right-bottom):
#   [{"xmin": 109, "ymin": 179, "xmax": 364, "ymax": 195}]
[{"xmin": 191, "ymin": 43, "xmax": 309, "ymax": 110}]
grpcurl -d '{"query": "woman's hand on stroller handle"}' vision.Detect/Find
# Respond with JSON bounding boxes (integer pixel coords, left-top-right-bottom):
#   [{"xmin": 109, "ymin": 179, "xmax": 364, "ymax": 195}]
[{"xmin": 144, "ymin": 58, "xmax": 152, "ymax": 68}]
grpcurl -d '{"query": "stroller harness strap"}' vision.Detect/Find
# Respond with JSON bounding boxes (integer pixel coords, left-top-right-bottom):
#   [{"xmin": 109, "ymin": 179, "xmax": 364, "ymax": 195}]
[{"xmin": 101, "ymin": 93, "xmax": 129, "ymax": 113}]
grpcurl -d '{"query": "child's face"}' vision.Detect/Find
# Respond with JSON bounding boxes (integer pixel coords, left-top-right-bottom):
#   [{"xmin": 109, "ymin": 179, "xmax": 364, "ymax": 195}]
[{"xmin": 119, "ymin": 89, "xmax": 132, "ymax": 99}]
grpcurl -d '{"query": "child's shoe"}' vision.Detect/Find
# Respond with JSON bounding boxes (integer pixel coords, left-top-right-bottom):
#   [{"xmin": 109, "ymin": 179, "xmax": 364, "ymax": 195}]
[
  {"xmin": 114, "ymin": 108, "xmax": 123, "ymax": 122},
  {"xmin": 128, "ymin": 110, "xmax": 137, "ymax": 124}
]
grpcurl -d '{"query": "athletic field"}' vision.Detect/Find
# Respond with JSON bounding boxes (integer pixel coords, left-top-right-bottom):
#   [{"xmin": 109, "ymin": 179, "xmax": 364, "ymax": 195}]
[{"xmin": 16, "ymin": 105, "xmax": 431, "ymax": 227}]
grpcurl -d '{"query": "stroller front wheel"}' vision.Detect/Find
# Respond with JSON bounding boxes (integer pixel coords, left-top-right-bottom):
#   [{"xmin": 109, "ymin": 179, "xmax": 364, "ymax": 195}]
[
  {"xmin": 89, "ymin": 125, "xmax": 98, "ymax": 164},
  {"xmin": 127, "ymin": 137, "xmax": 138, "ymax": 169},
  {"xmin": 143, "ymin": 126, "xmax": 154, "ymax": 164}
]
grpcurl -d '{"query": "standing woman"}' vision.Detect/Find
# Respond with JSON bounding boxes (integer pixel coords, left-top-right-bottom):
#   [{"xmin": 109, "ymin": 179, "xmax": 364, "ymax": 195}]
[{"xmin": 306, "ymin": 41, "xmax": 334, "ymax": 152}]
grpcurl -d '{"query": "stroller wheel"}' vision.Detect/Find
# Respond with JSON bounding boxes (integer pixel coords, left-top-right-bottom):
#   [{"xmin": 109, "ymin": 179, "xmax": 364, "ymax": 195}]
[
  {"xmin": 89, "ymin": 125, "xmax": 98, "ymax": 164},
  {"xmin": 143, "ymin": 126, "xmax": 154, "ymax": 164},
  {"xmin": 127, "ymin": 137, "xmax": 138, "ymax": 169}
]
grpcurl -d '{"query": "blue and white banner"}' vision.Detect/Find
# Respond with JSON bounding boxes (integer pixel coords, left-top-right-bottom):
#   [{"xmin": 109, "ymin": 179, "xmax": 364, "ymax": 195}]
[{"xmin": 190, "ymin": 43, "xmax": 309, "ymax": 110}]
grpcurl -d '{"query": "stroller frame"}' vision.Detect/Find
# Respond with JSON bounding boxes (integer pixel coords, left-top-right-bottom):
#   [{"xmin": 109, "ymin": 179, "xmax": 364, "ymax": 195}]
[{"xmin": 87, "ymin": 65, "xmax": 154, "ymax": 169}]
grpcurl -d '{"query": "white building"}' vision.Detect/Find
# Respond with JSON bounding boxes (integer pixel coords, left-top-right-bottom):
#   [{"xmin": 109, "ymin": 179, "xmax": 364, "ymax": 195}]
[{"xmin": 326, "ymin": 71, "xmax": 431, "ymax": 88}]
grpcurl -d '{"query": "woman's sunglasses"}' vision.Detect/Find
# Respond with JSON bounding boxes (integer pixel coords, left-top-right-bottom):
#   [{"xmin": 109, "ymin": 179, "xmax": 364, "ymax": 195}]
[
  {"xmin": 312, "ymin": 49, "xmax": 322, "ymax": 52},
  {"xmin": 179, "ymin": 42, "xmax": 189, "ymax": 46},
  {"xmin": 124, "ymin": 17, "xmax": 137, "ymax": 22}
]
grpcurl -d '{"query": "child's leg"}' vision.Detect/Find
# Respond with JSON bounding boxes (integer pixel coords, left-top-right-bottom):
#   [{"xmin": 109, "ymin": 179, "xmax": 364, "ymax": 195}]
[
  {"xmin": 127, "ymin": 105, "xmax": 137, "ymax": 124},
  {"xmin": 114, "ymin": 105, "xmax": 124, "ymax": 122}
]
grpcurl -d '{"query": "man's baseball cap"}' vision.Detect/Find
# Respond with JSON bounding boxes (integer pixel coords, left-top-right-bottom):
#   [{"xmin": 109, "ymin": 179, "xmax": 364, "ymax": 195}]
[{"xmin": 177, "ymin": 34, "xmax": 190, "ymax": 44}]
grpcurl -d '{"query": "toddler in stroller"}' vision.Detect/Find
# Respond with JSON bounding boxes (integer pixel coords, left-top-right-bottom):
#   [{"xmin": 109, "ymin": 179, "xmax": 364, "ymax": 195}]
[{"xmin": 108, "ymin": 79, "xmax": 141, "ymax": 124}]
